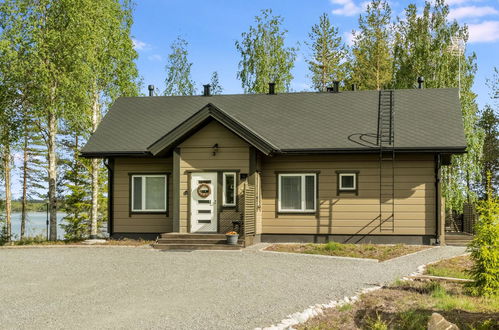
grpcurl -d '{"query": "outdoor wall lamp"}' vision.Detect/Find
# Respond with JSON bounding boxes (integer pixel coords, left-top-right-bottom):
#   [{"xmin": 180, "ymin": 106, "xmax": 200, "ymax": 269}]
[{"xmin": 212, "ymin": 143, "xmax": 219, "ymax": 156}]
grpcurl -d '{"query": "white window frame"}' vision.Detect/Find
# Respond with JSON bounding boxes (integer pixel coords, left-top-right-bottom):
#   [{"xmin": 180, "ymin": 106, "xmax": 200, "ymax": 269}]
[
  {"xmin": 278, "ymin": 173, "xmax": 316, "ymax": 213},
  {"xmin": 222, "ymin": 172, "xmax": 237, "ymax": 207},
  {"xmin": 131, "ymin": 174, "xmax": 167, "ymax": 212},
  {"xmin": 339, "ymin": 173, "xmax": 356, "ymax": 191}
]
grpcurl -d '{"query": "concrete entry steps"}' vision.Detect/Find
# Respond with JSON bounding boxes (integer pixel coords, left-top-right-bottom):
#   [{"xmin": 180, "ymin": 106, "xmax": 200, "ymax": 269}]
[
  {"xmin": 153, "ymin": 233, "xmax": 243, "ymax": 250},
  {"xmin": 445, "ymin": 232, "xmax": 473, "ymax": 246}
]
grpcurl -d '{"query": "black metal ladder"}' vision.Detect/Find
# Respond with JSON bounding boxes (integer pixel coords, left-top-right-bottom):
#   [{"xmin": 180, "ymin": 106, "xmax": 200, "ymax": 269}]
[{"xmin": 377, "ymin": 90, "xmax": 395, "ymax": 232}]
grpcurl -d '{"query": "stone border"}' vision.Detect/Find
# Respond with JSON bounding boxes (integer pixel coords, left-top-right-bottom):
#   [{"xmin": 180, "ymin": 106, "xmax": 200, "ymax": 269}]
[
  {"xmin": 255, "ymin": 285, "xmax": 382, "ymax": 330},
  {"xmin": 259, "ymin": 246, "xmax": 379, "ymax": 263}
]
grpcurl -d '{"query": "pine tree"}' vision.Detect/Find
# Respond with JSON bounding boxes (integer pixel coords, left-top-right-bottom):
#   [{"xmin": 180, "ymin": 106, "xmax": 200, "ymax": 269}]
[
  {"xmin": 235, "ymin": 9, "xmax": 297, "ymax": 94},
  {"xmin": 164, "ymin": 37, "xmax": 196, "ymax": 96},
  {"xmin": 349, "ymin": 0, "xmax": 392, "ymax": 90},
  {"xmin": 478, "ymin": 106, "xmax": 498, "ymax": 196},
  {"xmin": 306, "ymin": 13, "xmax": 347, "ymax": 91},
  {"xmin": 210, "ymin": 71, "xmax": 223, "ymax": 95}
]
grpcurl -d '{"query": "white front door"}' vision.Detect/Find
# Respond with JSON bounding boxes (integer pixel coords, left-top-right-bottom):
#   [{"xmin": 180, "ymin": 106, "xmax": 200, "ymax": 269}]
[{"xmin": 190, "ymin": 172, "xmax": 218, "ymax": 233}]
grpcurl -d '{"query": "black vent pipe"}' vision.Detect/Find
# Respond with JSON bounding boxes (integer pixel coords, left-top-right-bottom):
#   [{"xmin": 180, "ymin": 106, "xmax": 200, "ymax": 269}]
[
  {"xmin": 148, "ymin": 85, "xmax": 155, "ymax": 96},
  {"xmin": 268, "ymin": 82, "xmax": 276, "ymax": 95},
  {"xmin": 417, "ymin": 77, "xmax": 424, "ymax": 89},
  {"xmin": 203, "ymin": 84, "xmax": 211, "ymax": 96}
]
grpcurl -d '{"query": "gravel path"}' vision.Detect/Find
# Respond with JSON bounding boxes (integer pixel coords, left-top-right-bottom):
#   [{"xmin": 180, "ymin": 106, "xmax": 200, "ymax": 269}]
[{"xmin": 0, "ymin": 245, "xmax": 465, "ymax": 330}]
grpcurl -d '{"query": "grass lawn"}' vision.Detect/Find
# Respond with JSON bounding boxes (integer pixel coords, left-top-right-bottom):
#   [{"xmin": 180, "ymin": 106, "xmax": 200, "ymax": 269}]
[
  {"xmin": 425, "ymin": 255, "xmax": 473, "ymax": 279},
  {"xmin": 299, "ymin": 255, "xmax": 499, "ymax": 330},
  {"xmin": 264, "ymin": 242, "xmax": 429, "ymax": 261}
]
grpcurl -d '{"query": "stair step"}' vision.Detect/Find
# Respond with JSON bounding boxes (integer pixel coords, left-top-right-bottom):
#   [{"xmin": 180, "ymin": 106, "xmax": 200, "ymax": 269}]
[
  {"xmin": 157, "ymin": 238, "xmax": 244, "ymax": 244},
  {"xmin": 160, "ymin": 233, "xmax": 226, "ymax": 239},
  {"xmin": 153, "ymin": 243, "xmax": 242, "ymax": 251}
]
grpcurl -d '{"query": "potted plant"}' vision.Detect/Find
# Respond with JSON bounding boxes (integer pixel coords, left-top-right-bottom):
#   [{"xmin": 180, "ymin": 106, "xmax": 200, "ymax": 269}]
[{"xmin": 225, "ymin": 231, "xmax": 239, "ymax": 245}]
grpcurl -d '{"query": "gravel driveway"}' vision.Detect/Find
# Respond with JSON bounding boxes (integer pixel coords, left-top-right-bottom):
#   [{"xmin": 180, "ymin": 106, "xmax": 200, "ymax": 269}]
[{"xmin": 0, "ymin": 245, "xmax": 465, "ymax": 329}]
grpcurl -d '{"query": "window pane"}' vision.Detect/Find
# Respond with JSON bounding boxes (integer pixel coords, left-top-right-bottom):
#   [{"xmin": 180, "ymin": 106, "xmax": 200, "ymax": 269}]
[
  {"xmin": 281, "ymin": 176, "xmax": 301, "ymax": 210},
  {"xmin": 305, "ymin": 175, "xmax": 315, "ymax": 210},
  {"xmin": 341, "ymin": 175, "xmax": 355, "ymax": 189},
  {"xmin": 225, "ymin": 174, "xmax": 235, "ymax": 205},
  {"xmin": 133, "ymin": 177, "xmax": 142, "ymax": 210},
  {"xmin": 145, "ymin": 176, "xmax": 166, "ymax": 210}
]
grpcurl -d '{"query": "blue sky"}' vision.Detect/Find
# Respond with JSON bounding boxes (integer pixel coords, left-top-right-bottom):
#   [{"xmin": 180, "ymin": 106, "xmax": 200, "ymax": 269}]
[{"xmin": 131, "ymin": 0, "xmax": 499, "ymax": 108}]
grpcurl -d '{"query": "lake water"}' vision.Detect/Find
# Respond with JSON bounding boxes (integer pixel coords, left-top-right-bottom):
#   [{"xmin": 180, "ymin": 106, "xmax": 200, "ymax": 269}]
[{"xmin": 10, "ymin": 212, "xmax": 67, "ymax": 240}]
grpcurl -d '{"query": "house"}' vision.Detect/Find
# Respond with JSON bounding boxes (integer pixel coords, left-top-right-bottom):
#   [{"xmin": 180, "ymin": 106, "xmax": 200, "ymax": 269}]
[{"xmin": 81, "ymin": 84, "xmax": 466, "ymax": 247}]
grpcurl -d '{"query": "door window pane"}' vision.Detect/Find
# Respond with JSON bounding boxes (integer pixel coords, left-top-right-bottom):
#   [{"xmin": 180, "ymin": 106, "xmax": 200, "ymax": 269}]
[
  {"xmin": 305, "ymin": 175, "xmax": 315, "ymax": 210},
  {"xmin": 281, "ymin": 176, "xmax": 302, "ymax": 210},
  {"xmin": 145, "ymin": 176, "xmax": 166, "ymax": 210},
  {"xmin": 133, "ymin": 176, "xmax": 142, "ymax": 210}
]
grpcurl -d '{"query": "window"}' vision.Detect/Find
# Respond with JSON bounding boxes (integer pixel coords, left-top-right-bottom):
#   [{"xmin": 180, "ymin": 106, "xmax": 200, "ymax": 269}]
[
  {"xmin": 131, "ymin": 174, "xmax": 167, "ymax": 212},
  {"xmin": 223, "ymin": 172, "xmax": 236, "ymax": 207},
  {"xmin": 278, "ymin": 173, "xmax": 316, "ymax": 212},
  {"xmin": 336, "ymin": 171, "xmax": 359, "ymax": 194}
]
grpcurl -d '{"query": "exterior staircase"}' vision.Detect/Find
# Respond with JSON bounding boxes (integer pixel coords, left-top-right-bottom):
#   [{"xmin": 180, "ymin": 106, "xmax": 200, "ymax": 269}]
[
  {"xmin": 445, "ymin": 232, "xmax": 473, "ymax": 246},
  {"xmin": 153, "ymin": 233, "xmax": 243, "ymax": 251}
]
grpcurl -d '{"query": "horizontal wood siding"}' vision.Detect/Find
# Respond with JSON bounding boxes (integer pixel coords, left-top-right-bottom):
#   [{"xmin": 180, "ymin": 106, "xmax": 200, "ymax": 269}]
[
  {"xmin": 260, "ymin": 153, "xmax": 436, "ymax": 236},
  {"xmin": 179, "ymin": 120, "xmax": 250, "ymax": 232},
  {"xmin": 113, "ymin": 157, "xmax": 173, "ymax": 233}
]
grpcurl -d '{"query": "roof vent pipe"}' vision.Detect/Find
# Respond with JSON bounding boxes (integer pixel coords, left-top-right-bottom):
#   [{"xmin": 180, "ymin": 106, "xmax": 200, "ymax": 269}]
[
  {"xmin": 203, "ymin": 84, "xmax": 211, "ymax": 96},
  {"xmin": 351, "ymin": 84, "xmax": 357, "ymax": 91},
  {"xmin": 268, "ymin": 82, "xmax": 276, "ymax": 95},
  {"xmin": 333, "ymin": 81, "xmax": 340, "ymax": 93},
  {"xmin": 148, "ymin": 85, "xmax": 155, "ymax": 96},
  {"xmin": 417, "ymin": 76, "xmax": 424, "ymax": 89}
]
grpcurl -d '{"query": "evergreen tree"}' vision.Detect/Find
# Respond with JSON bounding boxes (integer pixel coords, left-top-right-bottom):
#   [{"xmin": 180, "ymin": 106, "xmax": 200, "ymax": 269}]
[
  {"xmin": 478, "ymin": 107, "xmax": 498, "ymax": 196},
  {"xmin": 306, "ymin": 13, "xmax": 347, "ymax": 91},
  {"xmin": 349, "ymin": 0, "xmax": 392, "ymax": 90},
  {"xmin": 164, "ymin": 37, "xmax": 196, "ymax": 96},
  {"xmin": 235, "ymin": 9, "xmax": 297, "ymax": 93},
  {"xmin": 210, "ymin": 71, "xmax": 223, "ymax": 95}
]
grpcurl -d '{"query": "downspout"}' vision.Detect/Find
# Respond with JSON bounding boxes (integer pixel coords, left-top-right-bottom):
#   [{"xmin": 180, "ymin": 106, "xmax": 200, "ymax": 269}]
[
  {"xmin": 104, "ymin": 158, "xmax": 114, "ymax": 237},
  {"xmin": 434, "ymin": 154, "xmax": 442, "ymax": 245}
]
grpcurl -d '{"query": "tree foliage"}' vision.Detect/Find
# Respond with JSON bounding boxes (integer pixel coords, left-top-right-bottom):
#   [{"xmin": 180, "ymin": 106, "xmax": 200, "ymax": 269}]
[
  {"xmin": 349, "ymin": 0, "xmax": 392, "ymax": 90},
  {"xmin": 306, "ymin": 13, "xmax": 347, "ymax": 91},
  {"xmin": 235, "ymin": 9, "xmax": 297, "ymax": 93},
  {"xmin": 210, "ymin": 71, "xmax": 223, "ymax": 95},
  {"xmin": 477, "ymin": 106, "xmax": 499, "ymax": 197},
  {"xmin": 468, "ymin": 173, "xmax": 499, "ymax": 297},
  {"xmin": 164, "ymin": 36, "xmax": 196, "ymax": 96}
]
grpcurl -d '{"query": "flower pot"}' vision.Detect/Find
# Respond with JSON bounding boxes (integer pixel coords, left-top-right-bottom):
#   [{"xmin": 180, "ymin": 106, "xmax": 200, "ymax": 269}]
[{"xmin": 226, "ymin": 234, "xmax": 239, "ymax": 245}]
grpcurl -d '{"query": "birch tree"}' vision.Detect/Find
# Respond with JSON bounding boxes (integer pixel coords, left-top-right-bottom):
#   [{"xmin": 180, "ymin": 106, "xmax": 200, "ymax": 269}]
[
  {"xmin": 349, "ymin": 0, "xmax": 392, "ymax": 90},
  {"xmin": 306, "ymin": 13, "xmax": 347, "ymax": 91},
  {"xmin": 210, "ymin": 71, "xmax": 223, "ymax": 95},
  {"xmin": 392, "ymin": 0, "xmax": 483, "ymax": 211},
  {"xmin": 164, "ymin": 37, "xmax": 195, "ymax": 96},
  {"xmin": 235, "ymin": 9, "xmax": 297, "ymax": 93}
]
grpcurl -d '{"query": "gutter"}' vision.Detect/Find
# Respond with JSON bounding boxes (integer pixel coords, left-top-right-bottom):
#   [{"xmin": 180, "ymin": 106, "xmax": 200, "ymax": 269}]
[
  {"xmin": 435, "ymin": 154, "xmax": 441, "ymax": 244},
  {"xmin": 103, "ymin": 158, "xmax": 114, "ymax": 237},
  {"xmin": 80, "ymin": 151, "xmax": 152, "ymax": 158}
]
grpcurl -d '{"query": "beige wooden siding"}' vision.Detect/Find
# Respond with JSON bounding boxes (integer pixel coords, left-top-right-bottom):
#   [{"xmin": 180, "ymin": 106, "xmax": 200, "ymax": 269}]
[
  {"xmin": 178, "ymin": 120, "xmax": 250, "ymax": 232},
  {"xmin": 260, "ymin": 153, "xmax": 436, "ymax": 236},
  {"xmin": 113, "ymin": 157, "xmax": 173, "ymax": 233}
]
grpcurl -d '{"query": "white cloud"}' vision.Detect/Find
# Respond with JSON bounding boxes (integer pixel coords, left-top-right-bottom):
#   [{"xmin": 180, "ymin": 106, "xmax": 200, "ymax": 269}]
[
  {"xmin": 449, "ymin": 5, "xmax": 499, "ymax": 20},
  {"xmin": 147, "ymin": 54, "xmax": 162, "ymax": 61},
  {"xmin": 343, "ymin": 31, "xmax": 355, "ymax": 46},
  {"xmin": 330, "ymin": 0, "xmax": 367, "ymax": 16},
  {"xmin": 132, "ymin": 38, "xmax": 149, "ymax": 51},
  {"xmin": 468, "ymin": 20, "xmax": 499, "ymax": 42}
]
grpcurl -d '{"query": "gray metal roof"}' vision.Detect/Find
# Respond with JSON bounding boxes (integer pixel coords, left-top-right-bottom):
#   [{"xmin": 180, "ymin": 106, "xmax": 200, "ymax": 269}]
[{"xmin": 81, "ymin": 88, "xmax": 466, "ymax": 156}]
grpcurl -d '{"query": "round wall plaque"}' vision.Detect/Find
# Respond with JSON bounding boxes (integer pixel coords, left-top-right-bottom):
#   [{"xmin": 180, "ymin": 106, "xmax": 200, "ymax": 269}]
[{"xmin": 197, "ymin": 183, "xmax": 211, "ymax": 198}]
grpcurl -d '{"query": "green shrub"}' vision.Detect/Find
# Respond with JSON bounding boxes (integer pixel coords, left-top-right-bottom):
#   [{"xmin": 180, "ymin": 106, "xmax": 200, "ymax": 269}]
[
  {"xmin": 365, "ymin": 313, "xmax": 388, "ymax": 330},
  {"xmin": 0, "ymin": 216, "xmax": 9, "ymax": 245},
  {"xmin": 468, "ymin": 173, "xmax": 499, "ymax": 297}
]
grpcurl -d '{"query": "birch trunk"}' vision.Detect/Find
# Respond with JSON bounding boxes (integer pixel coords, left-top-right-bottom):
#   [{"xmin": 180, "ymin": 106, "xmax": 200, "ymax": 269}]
[
  {"xmin": 90, "ymin": 93, "xmax": 100, "ymax": 238},
  {"xmin": 47, "ymin": 110, "xmax": 58, "ymax": 241},
  {"xmin": 2, "ymin": 145, "xmax": 12, "ymax": 242},
  {"xmin": 21, "ymin": 133, "xmax": 28, "ymax": 239}
]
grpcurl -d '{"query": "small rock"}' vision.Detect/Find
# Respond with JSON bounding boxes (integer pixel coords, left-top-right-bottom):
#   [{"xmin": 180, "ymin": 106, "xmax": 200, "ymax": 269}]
[
  {"xmin": 427, "ymin": 312, "xmax": 459, "ymax": 330},
  {"xmin": 82, "ymin": 239, "xmax": 107, "ymax": 245}
]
